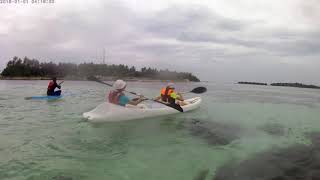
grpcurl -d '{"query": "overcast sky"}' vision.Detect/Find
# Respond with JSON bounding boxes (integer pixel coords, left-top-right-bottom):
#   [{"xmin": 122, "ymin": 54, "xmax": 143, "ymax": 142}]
[{"xmin": 1, "ymin": 0, "xmax": 320, "ymax": 83}]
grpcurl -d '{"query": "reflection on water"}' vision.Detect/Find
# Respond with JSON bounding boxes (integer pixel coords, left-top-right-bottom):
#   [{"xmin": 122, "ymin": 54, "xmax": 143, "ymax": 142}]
[{"xmin": 0, "ymin": 80, "xmax": 320, "ymax": 179}]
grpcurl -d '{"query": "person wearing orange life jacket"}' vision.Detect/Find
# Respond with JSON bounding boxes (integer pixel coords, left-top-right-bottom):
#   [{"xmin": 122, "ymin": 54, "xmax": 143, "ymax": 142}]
[
  {"xmin": 155, "ymin": 82, "xmax": 188, "ymax": 106},
  {"xmin": 108, "ymin": 79, "xmax": 146, "ymax": 107},
  {"xmin": 47, "ymin": 77, "xmax": 63, "ymax": 96}
]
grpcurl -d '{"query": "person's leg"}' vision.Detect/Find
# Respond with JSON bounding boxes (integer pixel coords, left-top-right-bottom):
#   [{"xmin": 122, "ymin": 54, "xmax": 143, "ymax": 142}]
[
  {"xmin": 180, "ymin": 101, "xmax": 189, "ymax": 106},
  {"xmin": 176, "ymin": 100, "xmax": 188, "ymax": 106},
  {"xmin": 53, "ymin": 90, "xmax": 61, "ymax": 96}
]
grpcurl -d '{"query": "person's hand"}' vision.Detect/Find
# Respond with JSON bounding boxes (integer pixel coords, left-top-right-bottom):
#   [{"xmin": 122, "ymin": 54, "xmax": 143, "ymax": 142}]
[
  {"xmin": 177, "ymin": 93, "xmax": 184, "ymax": 101},
  {"xmin": 140, "ymin": 95, "xmax": 148, "ymax": 101}
]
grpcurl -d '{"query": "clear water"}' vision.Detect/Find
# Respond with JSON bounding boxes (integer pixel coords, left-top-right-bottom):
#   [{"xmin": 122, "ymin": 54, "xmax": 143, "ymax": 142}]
[{"xmin": 1, "ymin": 80, "xmax": 320, "ymax": 180}]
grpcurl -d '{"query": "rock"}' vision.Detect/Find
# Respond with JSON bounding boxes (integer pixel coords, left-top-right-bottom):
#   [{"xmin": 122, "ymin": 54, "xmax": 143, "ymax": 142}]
[
  {"xmin": 186, "ymin": 119, "xmax": 243, "ymax": 146},
  {"xmin": 193, "ymin": 169, "xmax": 209, "ymax": 180},
  {"xmin": 259, "ymin": 123, "xmax": 285, "ymax": 136},
  {"xmin": 213, "ymin": 132, "xmax": 320, "ymax": 180}
]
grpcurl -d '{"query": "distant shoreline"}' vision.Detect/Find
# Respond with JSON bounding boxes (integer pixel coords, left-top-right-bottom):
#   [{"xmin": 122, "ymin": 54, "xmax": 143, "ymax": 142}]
[
  {"xmin": 1, "ymin": 57, "xmax": 201, "ymax": 82},
  {"xmin": 238, "ymin": 81, "xmax": 268, "ymax": 86},
  {"xmin": 0, "ymin": 77, "xmax": 52, "ymax": 80},
  {"xmin": 0, "ymin": 76, "xmax": 193, "ymax": 82},
  {"xmin": 238, "ymin": 81, "xmax": 320, "ymax": 89}
]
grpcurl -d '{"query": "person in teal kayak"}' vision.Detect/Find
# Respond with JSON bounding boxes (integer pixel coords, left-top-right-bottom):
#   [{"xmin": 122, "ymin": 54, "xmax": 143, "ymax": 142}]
[
  {"xmin": 108, "ymin": 79, "xmax": 146, "ymax": 107},
  {"xmin": 47, "ymin": 77, "xmax": 63, "ymax": 96},
  {"xmin": 154, "ymin": 82, "xmax": 188, "ymax": 106}
]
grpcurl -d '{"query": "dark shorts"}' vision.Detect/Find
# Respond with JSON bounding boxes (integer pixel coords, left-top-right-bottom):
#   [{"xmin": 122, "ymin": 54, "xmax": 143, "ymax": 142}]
[{"xmin": 47, "ymin": 90, "xmax": 61, "ymax": 96}]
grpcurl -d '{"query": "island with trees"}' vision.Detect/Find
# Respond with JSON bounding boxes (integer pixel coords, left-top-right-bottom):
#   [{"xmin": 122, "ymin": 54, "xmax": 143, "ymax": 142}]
[
  {"xmin": 0, "ymin": 56, "xmax": 200, "ymax": 82},
  {"xmin": 238, "ymin": 81, "xmax": 320, "ymax": 89},
  {"xmin": 238, "ymin": 82, "xmax": 268, "ymax": 86},
  {"xmin": 270, "ymin": 83, "xmax": 320, "ymax": 89}
]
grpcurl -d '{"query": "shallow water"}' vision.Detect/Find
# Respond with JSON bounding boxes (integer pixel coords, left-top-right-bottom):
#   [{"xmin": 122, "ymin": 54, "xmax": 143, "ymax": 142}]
[{"xmin": 1, "ymin": 80, "xmax": 320, "ymax": 180}]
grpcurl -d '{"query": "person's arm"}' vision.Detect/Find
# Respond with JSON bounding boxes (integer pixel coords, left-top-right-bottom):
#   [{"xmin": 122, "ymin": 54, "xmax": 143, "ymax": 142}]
[
  {"xmin": 154, "ymin": 96, "xmax": 161, "ymax": 101},
  {"xmin": 54, "ymin": 82, "xmax": 61, "ymax": 89},
  {"xmin": 128, "ymin": 99, "xmax": 143, "ymax": 105},
  {"xmin": 58, "ymin": 81, "xmax": 64, "ymax": 89},
  {"xmin": 176, "ymin": 92, "xmax": 184, "ymax": 101},
  {"xmin": 128, "ymin": 96, "xmax": 146, "ymax": 105},
  {"xmin": 170, "ymin": 92, "xmax": 184, "ymax": 101}
]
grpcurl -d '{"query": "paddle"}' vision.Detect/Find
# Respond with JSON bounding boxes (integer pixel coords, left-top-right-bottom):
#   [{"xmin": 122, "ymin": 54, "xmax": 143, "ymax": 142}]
[
  {"xmin": 87, "ymin": 76, "xmax": 184, "ymax": 112},
  {"xmin": 180, "ymin": 86, "xmax": 207, "ymax": 94}
]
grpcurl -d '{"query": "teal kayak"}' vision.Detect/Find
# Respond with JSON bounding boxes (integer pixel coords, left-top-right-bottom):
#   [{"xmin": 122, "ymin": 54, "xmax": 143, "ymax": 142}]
[{"xmin": 24, "ymin": 95, "xmax": 62, "ymax": 100}]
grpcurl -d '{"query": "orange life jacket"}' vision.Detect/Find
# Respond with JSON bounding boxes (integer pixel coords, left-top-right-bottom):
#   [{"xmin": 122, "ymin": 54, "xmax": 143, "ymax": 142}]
[
  {"xmin": 161, "ymin": 87, "xmax": 175, "ymax": 103},
  {"xmin": 108, "ymin": 90, "xmax": 124, "ymax": 105}
]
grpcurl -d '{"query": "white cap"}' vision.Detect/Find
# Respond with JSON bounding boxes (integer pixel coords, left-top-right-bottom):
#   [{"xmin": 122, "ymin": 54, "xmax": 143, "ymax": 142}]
[
  {"xmin": 167, "ymin": 82, "xmax": 175, "ymax": 88},
  {"xmin": 113, "ymin": 79, "xmax": 127, "ymax": 90}
]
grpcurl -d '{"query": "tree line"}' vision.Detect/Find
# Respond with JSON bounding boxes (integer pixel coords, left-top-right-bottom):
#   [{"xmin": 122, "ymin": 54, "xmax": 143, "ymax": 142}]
[
  {"xmin": 238, "ymin": 81, "xmax": 320, "ymax": 89},
  {"xmin": 1, "ymin": 57, "xmax": 200, "ymax": 82}
]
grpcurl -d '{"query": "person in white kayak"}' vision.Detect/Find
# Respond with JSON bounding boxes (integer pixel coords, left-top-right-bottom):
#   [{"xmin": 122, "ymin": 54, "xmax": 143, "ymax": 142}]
[
  {"xmin": 108, "ymin": 79, "xmax": 147, "ymax": 108},
  {"xmin": 154, "ymin": 82, "xmax": 188, "ymax": 106}
]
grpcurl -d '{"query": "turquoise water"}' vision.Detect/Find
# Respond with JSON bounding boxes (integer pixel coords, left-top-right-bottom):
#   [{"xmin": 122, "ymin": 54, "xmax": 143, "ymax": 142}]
[{"xmin": 1, "ymin": 80, "xmax": 320, "ymax": 180}]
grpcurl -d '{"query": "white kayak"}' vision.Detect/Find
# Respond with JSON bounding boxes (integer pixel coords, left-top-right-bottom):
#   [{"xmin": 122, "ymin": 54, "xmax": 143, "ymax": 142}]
[{"xmin": 83, "ymin": 97, "xmax": 202, "ymax": 122}]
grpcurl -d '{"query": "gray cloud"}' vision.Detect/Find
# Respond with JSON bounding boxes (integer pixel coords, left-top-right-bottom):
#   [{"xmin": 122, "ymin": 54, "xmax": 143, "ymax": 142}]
[
  {"xmin": 137, "ymin": 6, "xmax": 320, "ymax": 58},
  {"xmin": 0, "ymin": 1, "xmax": 319, "ymax": 83}
]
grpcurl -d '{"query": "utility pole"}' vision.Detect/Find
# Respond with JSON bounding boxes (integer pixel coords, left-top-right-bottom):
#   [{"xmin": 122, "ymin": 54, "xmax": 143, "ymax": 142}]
[
  {"xmin": 103, "ymin": 48, "xmax": 106, "ymax": 64},
  {"xmin": 95, "ymin": 49, "xmax": 98, "ymax": 61}
]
